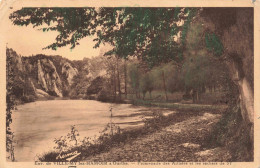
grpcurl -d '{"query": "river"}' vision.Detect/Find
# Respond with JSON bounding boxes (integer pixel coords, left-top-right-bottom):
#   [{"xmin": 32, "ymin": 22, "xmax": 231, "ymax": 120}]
[{"xmin": 11, "ymin": 100, "xmax": 175, "ymax": 162}]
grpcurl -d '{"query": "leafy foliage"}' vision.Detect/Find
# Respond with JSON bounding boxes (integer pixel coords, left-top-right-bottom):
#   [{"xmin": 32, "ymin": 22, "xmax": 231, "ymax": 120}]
[
  {"xmin": 205, "ymin": 33, "xmax": 223, "ymax": 56},
  {"xmin": 182, "ymin": 22, "xmax": 228, "ymax": 96},
  {"xmin": 94, "ymin": 8, "xmax": 188, "ymax": 65},
  {"xmin": 10, "ymin": 7, "xmax": 194, "ymax": 67},
  {"xmin": 86, "ymin": 76, "xmax": 105, "ymax": 95},
  {"xmin": 140, "ymin": 72, "xmax": 154, "ymax": 98},
  {"xmin": 128, "ymin": 63, "xmax": 141, "ymax": 95},
  {"xmin": 54, "ymin": 125, "xmax": 80, "ymax": 152}
]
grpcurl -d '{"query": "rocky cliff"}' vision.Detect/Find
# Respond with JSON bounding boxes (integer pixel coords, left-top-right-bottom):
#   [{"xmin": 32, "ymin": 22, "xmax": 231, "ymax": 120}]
[
  {"xmin": 62, "ymin": 62, "xmax": 78, "ymax": 85},
  {"xmin": 6, "ymin": 48, "xmax": 78, "ymax": 99}
]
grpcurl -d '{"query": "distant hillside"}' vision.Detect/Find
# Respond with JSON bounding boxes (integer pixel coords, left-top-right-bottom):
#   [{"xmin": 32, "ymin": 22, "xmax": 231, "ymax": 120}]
[{"xmin": 6, "ymin": 48, "xmax": 120, "ymax": 103}]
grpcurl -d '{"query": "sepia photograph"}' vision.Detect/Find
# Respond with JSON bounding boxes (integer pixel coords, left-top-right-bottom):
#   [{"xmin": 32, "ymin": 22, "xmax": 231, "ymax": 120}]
[{"xmin": 0, "ymin": 0, "xmax": 259, "ymax": 167}]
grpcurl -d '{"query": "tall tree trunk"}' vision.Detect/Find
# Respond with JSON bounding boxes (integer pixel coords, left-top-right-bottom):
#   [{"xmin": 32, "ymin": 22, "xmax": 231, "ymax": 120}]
[
  {"xmin": 192, "ymin": 93, "xmax": 195, "ymax": 103},
  {"xmin": 196, "ymin": 90, "xmax": 199, "ymax": 103},
  {"xmin": 116, "ymin": 57, "xmax": 121, "ymax": 101},
  {"xmin": 209, "ymin": 86, "xmax": 213, "ymax": 93},
  {"xmin": 124, "ymin": 59, "xmax": 127, "ymax": 99},
  {"xmin": 162, "ymin": 70, "xmax": 168, "ymax": 101},
  {"xmin": 202, "ymin": 84, "xmax": 206, "ymax": 93},
  {"xmin": 113, "ymin": 67, "xmax": 117, "ymax": 101},
  {"xmin": 192, "ymin": 89, "xmax": 197, "ymax": 103}
]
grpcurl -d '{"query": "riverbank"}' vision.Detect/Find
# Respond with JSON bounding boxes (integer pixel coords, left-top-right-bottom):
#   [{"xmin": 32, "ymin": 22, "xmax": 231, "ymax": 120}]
[
  {"xmin": 37, "ymin": 102, "xmax": 229, "ymax": 162},
  {"xmin": 83, "ymin": 101, "xmax": 252, "ymax": 162},
  {"xmin": 130, "ymin": 99, "xmax": 227, "ymax": 112},
  {"xmin": 84, "ymin": 112, "xmax": 231, "ymax": 162}
]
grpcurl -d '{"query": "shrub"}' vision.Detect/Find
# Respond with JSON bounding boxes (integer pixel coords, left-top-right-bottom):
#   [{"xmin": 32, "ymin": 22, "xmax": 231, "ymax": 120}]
[
  {"xmin": 97, "ymin": 90, "xmax": 109, "ymax": 102},
  {"xmin": 204, "ymin": 104, "xmax": 253, "ymax": 161},
  {"xmin": 20, "ymin": 95, "xmax": 35, "ymax": 103},
  {"xmin": 143, "ymin": 111, "xmax": 165, "ymax": 130}
]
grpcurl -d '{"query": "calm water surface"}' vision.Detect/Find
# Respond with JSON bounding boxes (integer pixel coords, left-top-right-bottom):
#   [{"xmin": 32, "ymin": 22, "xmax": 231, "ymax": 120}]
[{"xmin": 11, "ymin": 100, "xmax": 174, "ymax": 162}]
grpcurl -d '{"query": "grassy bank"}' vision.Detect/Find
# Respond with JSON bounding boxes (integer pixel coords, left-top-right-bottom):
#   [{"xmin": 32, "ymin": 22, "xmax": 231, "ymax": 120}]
[{"xmin": 131, "ymin": 99, "xmax": 227, "ymax": 113}]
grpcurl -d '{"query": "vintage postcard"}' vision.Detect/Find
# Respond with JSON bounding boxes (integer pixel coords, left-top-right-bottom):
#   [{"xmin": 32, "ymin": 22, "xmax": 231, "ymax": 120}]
[{"xmin": 0, "ymin": 0, "xmax": 259, "ymax": 168}]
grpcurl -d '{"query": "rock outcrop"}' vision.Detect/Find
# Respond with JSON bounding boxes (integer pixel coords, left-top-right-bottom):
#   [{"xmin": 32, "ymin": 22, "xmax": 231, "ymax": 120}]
[
  {"xmin": 37, "ymin": 59, "xmax": 63, "ymax": 97},
  {"xmin": 6, "ymin": 48, "xmax": 79, "ymax": 99},
  {"xmin": 62, "ymin": 62, "xmax": 78, "ymax": 85}
]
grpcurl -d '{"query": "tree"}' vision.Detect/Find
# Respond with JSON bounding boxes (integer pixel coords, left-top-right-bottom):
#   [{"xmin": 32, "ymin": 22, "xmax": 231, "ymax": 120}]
[
  {"xmin": 165, "ymin": 64, "xmax": 184, "ymax": 94},
  {"xmin": 150, "ymin": 63, "xmax": 174, "ymax": 101},
  {"xmin": 146, "ymin": 72, "xmax": 155, "ymax": 99},
  {"xmin": 69, "ymin": 58, "xmax": 90, "ymax": 98},
  {"xmin": 116, "ymin": 57, "xmax": 122, "ymax": 100},
  {"xmin": 9, "ymin": 7, "xmax": 189, "ymax": 61},
  {"xmin": 104, "ymin": 56, "xmax": 118, "ymax": 101},
  {"xmin": 140, "ymin": 72, "xmax": 154, "ymax": 99},
  {"xmin": 182, "ymin": 23, "xmax": 211, "ymax": 102},
  {"xmin": 128, "ymin": 63, "xmax": 141, "ymax": 98},
  {"xmin": 86, "ymin": 76, "xmax": 105, "ymax": 95},
  {"xmin": 124, "ymin": 59, "xmax": 127, "ymax": 99}
]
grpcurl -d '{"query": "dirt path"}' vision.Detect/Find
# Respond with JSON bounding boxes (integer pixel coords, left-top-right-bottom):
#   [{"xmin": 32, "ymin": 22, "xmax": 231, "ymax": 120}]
[{"xmin": 84, "ymin": 112, "xmax": 231, "ymax": 162}]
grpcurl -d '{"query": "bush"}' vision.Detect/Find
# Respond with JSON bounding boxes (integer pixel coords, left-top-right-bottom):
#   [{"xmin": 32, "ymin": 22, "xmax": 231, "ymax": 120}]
[
  {"xmin": 143, "ymin": 111, "xmax": 165, "ymax": 130},
  {"xmin": 20, "ymin": 95, "xmax": 35, "ymax": 103},
  {"xmin": 204, "ymin": 104, "xmax": 253, "ymax": 161},
  {"xmin": 47, "ymin": 96, "xmax": 55, "ymax": 100},
  {"xmin": 62, "ymin": 89, "xmax": 69, "ymax": 97},
  {"xmin": 97, "ymin": 90, "xmax": 113, "ymax": 102}
]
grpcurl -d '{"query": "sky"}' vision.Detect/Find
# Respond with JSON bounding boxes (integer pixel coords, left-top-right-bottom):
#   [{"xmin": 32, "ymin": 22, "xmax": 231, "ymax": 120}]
[
  {"xmin": 3, "ymin": 8, "xmax": 104, "ymax": 60},
  {"xmin": 1, "ymin": 6, "xmax": 186, "ymax": 61}
]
